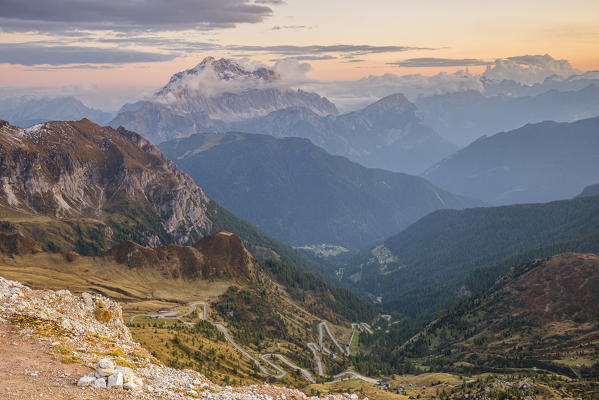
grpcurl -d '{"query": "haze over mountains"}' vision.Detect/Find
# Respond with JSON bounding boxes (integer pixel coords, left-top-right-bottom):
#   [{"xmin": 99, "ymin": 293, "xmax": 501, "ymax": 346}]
[
  {"xmin": 0, "ymin": 96, "xmax": 116, "ymax": 127},
  {"xmin": 159, "ymin": 132, "xmax": 479, "ymax": 248},
  {"xmin": 425, "ymin": 116, "xmax": 599, "ymax": 205},
  {"xmin": 416, "ymin": 84, "xmax": 599, "ymax": 146}
]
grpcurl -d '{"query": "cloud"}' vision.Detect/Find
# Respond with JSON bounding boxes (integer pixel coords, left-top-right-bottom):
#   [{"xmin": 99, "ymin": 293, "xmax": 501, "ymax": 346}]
[
  {"xmin": 155, "ymin": 58, "xmax": 313, "ymax": 104},
  {"xmin": 226, "ymin": 44, "xmax": 433, "ymax": 56},
  {"xmin": 389, "ymin": 57, "xmax": 493, "ymax": 68},
  {"xmin": 272, "ymin": 55, "xmax": 336, "ymax": 61},
  {"xmin": 272, "ymin": 25, "xmax": 307, "ymax": 30},
  {"xmin": 27, "ymin": 64, "xmax": 118, "ymax": 71},
  {"xmin": 0, "ymin": 43, "xmax": 176, "ymax": 66},
  {"xmin": 306, "ymin": 71, "xmax": 483, "ymax": 112},
  {"xmin": 61, "ymin": 82, "xmax": 99, "ymax": 94},
  {"xmin": 483, "ymin": 54, "xmax": 580, "ymax": 84},
  {"xmin": 255, "ymin": 0, "xmax": 285, "ymax": 4},
  {"xmin": 272, "ymin": 59, "xmax": 311, "ymax": 81},
  {"xmin": 0, "ymin": 0, "xmax": 273, "ymax": 33},
  {"xmin": 96, "ymin": 37, "xmax": 220, "ymax": 53}
]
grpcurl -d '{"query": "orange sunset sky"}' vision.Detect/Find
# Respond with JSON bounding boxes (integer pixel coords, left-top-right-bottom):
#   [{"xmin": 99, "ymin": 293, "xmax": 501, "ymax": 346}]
[{"xmin": 1, "ymin": 0, "xmax": 598, "ymax": 108}]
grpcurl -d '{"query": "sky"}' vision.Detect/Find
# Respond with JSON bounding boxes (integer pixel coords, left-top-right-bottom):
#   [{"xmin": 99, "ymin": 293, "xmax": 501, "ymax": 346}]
[{"xmin": 1, "ymin": 0, "xmax": 598, "ymax": 109}]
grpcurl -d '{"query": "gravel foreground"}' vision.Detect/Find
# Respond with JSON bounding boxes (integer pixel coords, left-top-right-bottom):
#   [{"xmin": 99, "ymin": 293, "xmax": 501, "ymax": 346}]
[{"xmin": 0, "ymin": 276, "xmax": 361, "ymax": 400}]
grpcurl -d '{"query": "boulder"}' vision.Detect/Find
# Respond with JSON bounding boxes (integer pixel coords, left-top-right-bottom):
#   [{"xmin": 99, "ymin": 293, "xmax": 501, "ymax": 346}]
[
  {"xmin": 77, "ymin": 375, "xmax": 96, "ymax": 387},
  {"xmin": 123, "ymin": 381, "xmax": 140, "ymax": 391},
  {"xmin": 96, "ymin": 358, "xmax": 116, "ymax": 377},
  {"xmin": 93, "ymin": 378, "xmax": 107, "ymax": 388},
  {"xmin": 107, "ymin": 372, "xmax": 123, "ymax": 387}
]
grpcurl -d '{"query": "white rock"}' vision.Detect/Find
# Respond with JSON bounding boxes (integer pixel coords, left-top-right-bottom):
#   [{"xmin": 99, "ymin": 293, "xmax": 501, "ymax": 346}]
[
  {"xmin": 77, "ymin": 376, "xmax": 96, "ymax": 387},
  {"xmin": 81, "ymin": 292, "xmax": 94, "ymax": 307},
  {"xmin": 97, "ymin": 358, "xmax": 116, "ymax": 376},
  {"xmin": 93, "ymin": 378, "xmax": 107, "ymax": 388},
  {"xmin": 108, "ymin": 372, "xmax": 123, "ymax": 387},
  {"xmin": 98, "ymin": 358, "xmax": 115, "ymax": 369},
  {"xmin": 123, "ymin": 381, "xmax": 140, "ymax": 391}
]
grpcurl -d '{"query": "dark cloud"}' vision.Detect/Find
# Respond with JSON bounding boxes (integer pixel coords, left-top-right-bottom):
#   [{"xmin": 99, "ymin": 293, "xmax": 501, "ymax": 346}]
[
  {"xmin": 227, "ymin": 44, "xmax": 432, "ymax": 56},
  {"xmin": 0, "ymin": 0, "xmax": 273, "ymax": 32},
  {"xmin": 343, "ymin": 59, "xmax": 366, "ymax": 63},
  {"xmin": 388, "ymin": 58, "xmax": 493, "ymax": 68},
  {"xmin": 0, "ymin": 43, "xmax": 176, "ymax": 66}
]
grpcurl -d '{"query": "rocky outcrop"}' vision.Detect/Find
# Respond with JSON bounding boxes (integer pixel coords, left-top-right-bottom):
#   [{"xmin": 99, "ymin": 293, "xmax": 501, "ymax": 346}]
[
  {"xmin": 0, "ymin": 119, "xmax": 211, "ymax": 246},
  {"xmin": 0, "ymin": 232, "xmax": 42, "ymax": 256},
  {"xmin": 104, "ymin": 231, "xmax": 258, "ymax": 282}
]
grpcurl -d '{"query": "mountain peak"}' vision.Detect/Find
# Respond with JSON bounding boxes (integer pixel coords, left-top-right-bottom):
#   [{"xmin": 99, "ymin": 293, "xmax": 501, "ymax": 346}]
[
  {"xmin": 364, "ymin": 93, "xmax": 413, "ymax": 113},
  {"xmin": 159, "ymin": 57, "xmax": 279, "ymax": 96}
]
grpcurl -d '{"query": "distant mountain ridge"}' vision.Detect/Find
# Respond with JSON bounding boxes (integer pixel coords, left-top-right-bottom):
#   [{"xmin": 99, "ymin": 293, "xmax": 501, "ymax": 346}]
[
  {"xmin": 0, "ymin": 96, "xmax": 115, "ymax": 127},
  {"xmin": 578, "ymin": 184, "xmax": 599, "ymax": 198},
  {"xmin": 231, "ymin": 93, "xmax": 457, "ymax": 174},
  {"xmin": 416, "ymin": 84, "xmax": 599, "ymax": 146},
  {"xmin": 159, "ymin": 132, "xmax": 480, "ymax": 248},
  {"xmin": 425, "ymin": 116, "xmax": 599, "ymax": 205}
]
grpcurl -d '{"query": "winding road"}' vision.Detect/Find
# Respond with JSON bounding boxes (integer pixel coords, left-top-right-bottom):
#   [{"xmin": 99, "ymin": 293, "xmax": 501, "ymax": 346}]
[{"xmin": 130, "ymin": 302, "xmax": 376, "ymax": 385}]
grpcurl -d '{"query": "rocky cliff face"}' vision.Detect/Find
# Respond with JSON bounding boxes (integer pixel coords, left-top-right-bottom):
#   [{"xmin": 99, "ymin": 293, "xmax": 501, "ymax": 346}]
[
  {"xmin": 104, "ymin": 231, "xmax": 258, "ymax": 282},
  {"xmin": 0, "ymin": 119, "xmax": 211, "ymax": 246},
  {"xmin": 110, "ymin": 57, "xmax": 338, "ymax": 143}
]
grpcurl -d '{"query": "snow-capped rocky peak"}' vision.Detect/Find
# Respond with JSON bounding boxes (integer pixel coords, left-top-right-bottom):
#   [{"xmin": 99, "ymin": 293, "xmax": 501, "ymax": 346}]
[{"xmin": 158, "ymin": 57, "xmax": 279, "ymax": 96}]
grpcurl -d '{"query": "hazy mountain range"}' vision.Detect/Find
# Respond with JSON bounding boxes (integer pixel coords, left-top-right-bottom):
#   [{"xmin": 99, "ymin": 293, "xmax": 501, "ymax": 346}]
[
  {"xmin": 416, "ymin": 84, "xmax": 599, "ymax": 146},
  {"xmin": 159, "ymin": 132, "xmax": 480, "ymax": 248},
  {"xmin": 0, "ymin": 96, "xmax": 115, "ymax": 127},
  {"xmin": 111, "ymin": 58, "xmax": 455, "ymax": 174},
  {"xmin": 425, "ymin": 116, "xmax": 599, "ymax": 205}
]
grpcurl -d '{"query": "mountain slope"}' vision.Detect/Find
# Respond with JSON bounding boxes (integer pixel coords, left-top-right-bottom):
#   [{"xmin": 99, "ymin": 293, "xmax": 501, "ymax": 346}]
[
  {"xmin": 159, "ymin": 132, "xmax": 480, "ymax": 248},
  {"xmin": 110, "ymin": 57, "xmax": 338, "ymax": 144},
  {"xmin": 232, "ymin": 93, "xmax": 456, "ymax": 174},
  {"xmin": 0, "ymin": 96, "xmax": 115, "ymax": 127},
  {"xmin": 0, "ymin": 119, "xmax": 211, "ymax": 248},
  {"xmin": 416, "ymin": 84, "xmax": 599, "ymax": 146},
  {"xmin": 346, "ymin": 194, "xmax": 599, "ymax": 318},
  {"xmin": 425, "ymin": 116, "xmax": 599, "ymax": 205},
  {"xmin": 578, "ymin": 184, "xmax": 599, "ymax": 198},
  {"xmin": 401, "ymin": 253, "xmax": 599, "ymax": 377}
]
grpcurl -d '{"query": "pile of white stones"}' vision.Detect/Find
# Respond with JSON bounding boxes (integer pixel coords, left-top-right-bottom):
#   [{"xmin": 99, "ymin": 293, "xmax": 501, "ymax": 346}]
[{"xmin": 77, "ymin": 357, "xmax": 143, "ymax": 391}]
